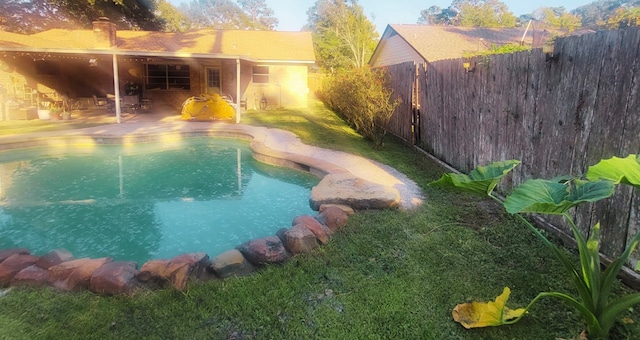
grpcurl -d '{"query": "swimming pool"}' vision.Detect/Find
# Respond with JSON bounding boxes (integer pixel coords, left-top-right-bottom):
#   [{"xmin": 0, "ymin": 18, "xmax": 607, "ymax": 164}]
[{"xmin": 0, "ymin": 138, "xmax": 318, "ymax": 264}]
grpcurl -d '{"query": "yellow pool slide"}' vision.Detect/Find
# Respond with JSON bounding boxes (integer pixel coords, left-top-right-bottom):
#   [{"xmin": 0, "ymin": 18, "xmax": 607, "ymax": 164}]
[{"xmin": 181, "ymin": 94, "xmax": 235, "ymax": 121}]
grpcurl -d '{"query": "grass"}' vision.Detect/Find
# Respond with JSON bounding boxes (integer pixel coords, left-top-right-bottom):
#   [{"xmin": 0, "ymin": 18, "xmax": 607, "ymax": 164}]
[
  {"xmin": 0, "ymin": 101, "xmax": 639, "ymax": 339},
  {"xmin": 0, "ymin": 119, "xmax": 105, "ymax": 136}
]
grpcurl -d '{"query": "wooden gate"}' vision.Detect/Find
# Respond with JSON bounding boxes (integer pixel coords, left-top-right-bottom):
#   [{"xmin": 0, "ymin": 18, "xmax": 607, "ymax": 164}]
[{"xmin": 384, "ymin": 61, "xmax": 422, "ymax": 144}]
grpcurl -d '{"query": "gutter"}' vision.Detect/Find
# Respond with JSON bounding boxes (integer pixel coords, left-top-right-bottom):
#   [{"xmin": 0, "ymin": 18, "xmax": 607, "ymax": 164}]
[{"xmin": 0, "ymin": 46, "xmax": 260, "ymax": 62}]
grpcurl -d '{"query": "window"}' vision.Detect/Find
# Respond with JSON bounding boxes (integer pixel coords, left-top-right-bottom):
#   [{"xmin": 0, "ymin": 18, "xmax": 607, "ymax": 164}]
[
  {"xmin": 252, "ymin": 66, "xmax": 269, "ymax": 83},
  {"xmin": 145, "ymin": 64, "xmax": 190, "ymax": 90},
  {"xmin": 207, "ymin": 68, "xmax": 221, "ymax": 88}
]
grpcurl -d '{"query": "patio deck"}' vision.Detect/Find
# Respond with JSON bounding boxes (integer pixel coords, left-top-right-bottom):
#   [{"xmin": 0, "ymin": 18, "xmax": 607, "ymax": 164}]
[
  {"xmin": 60, "ymin": 101, "xmax": 183, "ymax": 124},
  {"xmin": 2, "ymin": 99, "xmax": 184, "ymax": 125}
]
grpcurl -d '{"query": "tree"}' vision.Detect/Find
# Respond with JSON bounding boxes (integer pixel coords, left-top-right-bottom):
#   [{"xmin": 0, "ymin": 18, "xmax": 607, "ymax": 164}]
[
  {"xmin": 154, "ymin": 1, "xmax": 191, "ymax": 32},
  {"xmin": 182, "ymin": 0, "xmax": 278, "ymax": 30},
  {"xmin": 0, "ymin": 0, "xmax": 185, "ymax": 33},
  {"xmin": 534, "ymin": 7, "xmax": 582, "ymax": 32},
  {"xmin": 607, "ymin": 5, "xmax": 640, "ymax": 28},
  {"xmin": 417, "ymin": 0, "xmax": 516, "ymax": 27},
  {"xmin": 306, "ymin": 0, "xmax": 378, "ymax": 72},
  {"xmin": 572, "ymin": 0, "xmax": 640, "ymax": 29},
  {"xmin": 238, "ymin": 0, "xmax": 279, "ymax": 30},
  {"xmin": 418, "ymin": 6, "xmax": 443, "ymax": 25},
  {"xmin": 516, "ymin": 14, "xmax": 534, "ymax": 27},
  {"xmin": 0, "ymin": 0, "xmax": 61, "ymax": 33},
  {"xmin": 417, "ymin": 5, "xmax": 459, "ymax": 25},
  {"xmin": 183, "ymin": 0, "xmax": 247, "ymax": 29},
  {"xmin": 455, "ymin": 0, "xmax": 516, "ymax": 27}
]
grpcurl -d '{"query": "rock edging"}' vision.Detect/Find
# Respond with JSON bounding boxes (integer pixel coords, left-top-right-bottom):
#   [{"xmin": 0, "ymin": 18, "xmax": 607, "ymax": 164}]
[{"xmin": 0, "ymin": 205, "xmax": 351, "ymax": 295}]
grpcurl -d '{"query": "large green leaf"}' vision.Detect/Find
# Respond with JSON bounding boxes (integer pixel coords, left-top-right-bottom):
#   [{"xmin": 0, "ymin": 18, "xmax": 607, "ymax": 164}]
[
  {"xmin": 505, "ymin": 179, "xmax": 615, "ymax": 215},
  {"xmin": 599, "ymin": 231, "xmax": 640, "ymax": 318},
  {"xmin": 429, "ymin": 160, "xmax": 520, "ymax": 196},
  {"xmin": 586, "ymin": 154, "xmax": 640, "ymax": 187}
]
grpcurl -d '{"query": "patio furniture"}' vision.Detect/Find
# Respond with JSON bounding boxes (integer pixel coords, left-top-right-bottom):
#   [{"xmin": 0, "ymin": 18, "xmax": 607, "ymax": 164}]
[
  {"xmin": 123, "ymin": 95, "xmax": 139, "ymax": 110},
  {"xmin": 141, "ymin": 98, "xmax": 151, "ymax": 110},
  {"xmin": 93, "ymin": 95, "xmax": 107, "ymax": 107},
  {"xmin": 105, "ymin": 94, "xmax": 118, "ymax": 112},
  {"xmin": 7, "ymin": 106, "xmax": 38, "ymax": 120}
]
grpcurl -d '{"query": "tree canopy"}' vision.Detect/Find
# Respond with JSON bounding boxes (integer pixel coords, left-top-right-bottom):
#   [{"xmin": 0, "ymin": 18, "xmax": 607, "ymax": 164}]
[
  {"xmin": 418, "ymin": 5, "xmax": 459, "ymax": 25},
  {"xmin": 0, "ymin": 0, "xmax": 186, "ymax": 33},
  {"xmin": 238, "ymin": 0, "xmax": 279, "ymax": 30},
  {"xmin": 0, "ymin": 0, "xmax": 279, "ymax": 33},
  {"xmin": 456, "ymin": 0, "xmax": 516, "ymax": 27},
  {"xmin": 417, "ymin": 0, "xmax": 516, "ymax": 27},
  {"xmin": 181, "ymin": 0, "xmax": 278, "ymax": 30},
  {"xmin": 533, "ymin": 7, "xmax": 582, "ymax": 32},
  {"xmin": 607, "ymin": 5, "xmax": 640, "ymax": 27},
  {"xmin": 417, "ymin": 0, "xmax": 640, "ymax": 31},
  {"xmin": 306, "ymin": 0, "xmax": 379, "ymax": 72},
  {"xmin": 571, "ymin": 0, "xmax": 640, "ymax": 28}
]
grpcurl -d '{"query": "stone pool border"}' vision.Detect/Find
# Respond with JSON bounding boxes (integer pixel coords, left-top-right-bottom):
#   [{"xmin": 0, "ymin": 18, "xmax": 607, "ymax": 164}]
[{"xmin": 0, "ymin": 122, "xmax": 413, "ymax": 295}]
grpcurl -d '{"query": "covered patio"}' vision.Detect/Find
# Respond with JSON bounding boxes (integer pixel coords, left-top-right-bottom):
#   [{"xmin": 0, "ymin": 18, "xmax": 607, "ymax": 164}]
[
  {"xmin": 0, "ymin": 49, "xmax": 244, "ymax": 124},
  {"xmin": 0, "ymin": 18, "xmax": 315, "ymax": 125}
]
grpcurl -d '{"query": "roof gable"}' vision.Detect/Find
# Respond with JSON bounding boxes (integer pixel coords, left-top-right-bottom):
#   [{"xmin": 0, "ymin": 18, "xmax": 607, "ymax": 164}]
[{"xmin": 371, "ymin": 24, "xmax": 555, "ymax": 65}]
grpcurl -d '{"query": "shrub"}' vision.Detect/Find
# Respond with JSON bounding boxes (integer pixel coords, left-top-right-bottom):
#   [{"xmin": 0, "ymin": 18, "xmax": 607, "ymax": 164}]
[
  {"xmin": 464, "ymin": 43, "xmax": 530, "ymax": 58},
  {"xmin": 321, "ymin": 66, "xmax": 399, "ymax": 148}
]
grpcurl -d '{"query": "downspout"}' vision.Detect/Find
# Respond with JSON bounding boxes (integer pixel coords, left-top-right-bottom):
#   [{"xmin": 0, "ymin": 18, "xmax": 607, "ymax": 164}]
[
  {"xmin": 112, "ymin": 54, "xmax": 121, "ymax": 124},
  {"xmin": 236, "ymin": 57, "xmax": 241, "ymax": 124}
]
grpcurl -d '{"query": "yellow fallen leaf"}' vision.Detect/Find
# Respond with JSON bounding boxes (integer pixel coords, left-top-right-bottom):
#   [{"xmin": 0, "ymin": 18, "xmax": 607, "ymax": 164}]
[{"xmin": 452, "ymin": 287, "xmax": 526, "ymax": 329}]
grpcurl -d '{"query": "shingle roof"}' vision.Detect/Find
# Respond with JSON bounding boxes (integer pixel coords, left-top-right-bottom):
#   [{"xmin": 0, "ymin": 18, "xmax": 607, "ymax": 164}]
[
  {"xmin": 0, "ymin": 28, "xmax": 315, "ymax": 62},
  {"xmin": 382, "ymin": 24, "xmax": 554, "ymax": 62}
]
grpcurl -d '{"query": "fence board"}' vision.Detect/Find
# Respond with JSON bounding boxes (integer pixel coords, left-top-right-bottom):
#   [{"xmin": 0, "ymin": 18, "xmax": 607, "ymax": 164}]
[
  {"xmin": 385, "ymin": 62, "xmax": 416, "ymax": 142},
  {"xmin": 384, "ymin": 27, "xmax": 640, "ymax": 272}
]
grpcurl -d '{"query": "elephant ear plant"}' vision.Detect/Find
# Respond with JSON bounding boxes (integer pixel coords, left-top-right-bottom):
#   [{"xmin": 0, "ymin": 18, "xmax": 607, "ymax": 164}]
[{"xmin": 430, "ymin": 154, "xmax": 640, "ymax": 339}]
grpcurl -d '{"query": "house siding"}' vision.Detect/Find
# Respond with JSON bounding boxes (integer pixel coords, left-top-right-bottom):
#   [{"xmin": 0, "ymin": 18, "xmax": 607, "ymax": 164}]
[
  {"xmin": 370, "ymin": 35, "xmax": 424, "ymax": 67},
  {"xmin": 245, "ymin": 64, "xmax": 308, "ymax": 110}
]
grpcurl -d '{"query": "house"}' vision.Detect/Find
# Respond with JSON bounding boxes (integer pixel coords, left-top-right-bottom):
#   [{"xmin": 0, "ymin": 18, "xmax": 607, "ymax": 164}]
[
  {"xmin": 369, "ymin": 24, "xmax": 555, "ymax": 67},
  {"xmin": 0, "ymin": 18, "xmax": 315, "ymax": 122}
]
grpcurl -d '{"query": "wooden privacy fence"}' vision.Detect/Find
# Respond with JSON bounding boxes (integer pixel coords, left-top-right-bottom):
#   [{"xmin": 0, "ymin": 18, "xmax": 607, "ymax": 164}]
[
  {"xmin": 384, "ymin": 27, "xmax": 640, "ymax": 279},
  {"xmin": 385, "ymin": 62, "xmax": 419, "ymax": 144}
]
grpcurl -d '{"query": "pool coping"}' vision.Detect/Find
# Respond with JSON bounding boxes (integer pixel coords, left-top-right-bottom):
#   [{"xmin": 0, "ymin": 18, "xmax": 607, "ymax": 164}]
[{"xmin": 0, "ymin": 122, "xmax": 347, "ymax": 179}]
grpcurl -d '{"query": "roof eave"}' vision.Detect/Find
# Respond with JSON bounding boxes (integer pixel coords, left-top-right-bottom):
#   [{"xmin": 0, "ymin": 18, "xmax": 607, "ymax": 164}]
[
  {"xmin": 0, "ymin": 46, "xmax": 264, "ymax": 62},
  {"xmin": 256, "ymin": 59, "xmax": 315, "ymax": 64}
]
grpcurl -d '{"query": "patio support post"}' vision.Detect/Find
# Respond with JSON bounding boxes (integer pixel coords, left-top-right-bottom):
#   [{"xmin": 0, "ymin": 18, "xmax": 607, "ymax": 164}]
[
  {"xmin": 112, "ymin": 54, "xmax": 121, "ymax": 124},
  {"xmin": 236, "ymin": 57, "xmax": 241, "ymax": 124}
]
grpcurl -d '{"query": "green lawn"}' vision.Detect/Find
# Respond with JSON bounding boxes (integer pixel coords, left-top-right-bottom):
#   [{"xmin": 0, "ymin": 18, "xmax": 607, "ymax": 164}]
[
  {"xmin": 0, "ymin": 119, "xmax": 105, "ymax": 136},
  {"xmin": 0, "ymin": 102, "xmax": 639, "ymax": 339}
]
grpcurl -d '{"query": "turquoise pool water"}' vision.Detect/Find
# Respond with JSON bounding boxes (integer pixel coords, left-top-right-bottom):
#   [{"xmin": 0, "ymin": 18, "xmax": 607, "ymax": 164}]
[{"xmin": 0, "ymin": 138, "xmax": 318, "ymax": 264}]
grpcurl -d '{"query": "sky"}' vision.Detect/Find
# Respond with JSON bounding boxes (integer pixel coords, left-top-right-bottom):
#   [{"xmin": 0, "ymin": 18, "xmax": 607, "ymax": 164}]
[{"xmin": 168, "ymin": 0, "xmax": 596, "ymax": 32}]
